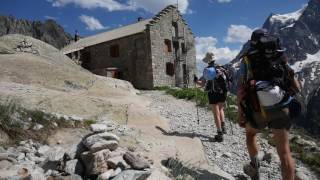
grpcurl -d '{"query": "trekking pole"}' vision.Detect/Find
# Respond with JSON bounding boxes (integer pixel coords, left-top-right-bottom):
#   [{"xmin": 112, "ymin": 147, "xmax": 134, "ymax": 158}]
[
  {"xmin": 194, "ymin": 75, "xmax": 200, "ymax": 125},
  {"xmin": 225, "ymin": 94, "xmax": 234, "ymax": 135}
]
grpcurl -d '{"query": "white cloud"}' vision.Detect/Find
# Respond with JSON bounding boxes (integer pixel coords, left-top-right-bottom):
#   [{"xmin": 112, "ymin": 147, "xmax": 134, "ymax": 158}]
[
  {"xmin": 224, "ymin": 24, "xmax": 253, "ymax": 43},
  {"xmin": 48, "ymin": 0, "xmax": 191, "ymax": 14},
  {"xmin": 79, "ymin": 15, "xmax": 108, "ymax": 31},
  {"xmin": 44, "ymin": 15, "xmax": 58, "ymax": 20},
  {"xmin": 209, "ymin": 0, "xmax": 232, "ymax": 3},
  {"xmin": 48, "ymin": 0, "xmax": 132, "ymax": 11},
  {"xmin": 195, "ymin": 36, "xmax": 239, "ymax": 74},
  {"xmin": 129, "ymin": 0, "xmax": 189, "ymax": 14},
  {"xmin": 217, "ymin": 0, "xmax": 232, "ymax": 3}
]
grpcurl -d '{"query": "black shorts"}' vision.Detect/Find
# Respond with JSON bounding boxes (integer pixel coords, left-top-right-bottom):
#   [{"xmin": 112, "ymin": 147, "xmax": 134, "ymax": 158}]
[
  {"xmin": 248, "ymin": 107, "xmax": 292, "ymax": 130},
  {"xmin": 208, "ymin": 91, "xmax": 227, "ymax": 105}
]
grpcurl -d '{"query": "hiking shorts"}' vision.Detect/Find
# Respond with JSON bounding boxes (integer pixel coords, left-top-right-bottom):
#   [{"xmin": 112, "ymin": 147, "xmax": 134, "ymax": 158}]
[
  {"xmin": 208, "ymin": 91, "xmax": 227, "ymax": 105},
  {"xmin": 248, "ymin": 107, "xmax": 291, "ymax": 130}
]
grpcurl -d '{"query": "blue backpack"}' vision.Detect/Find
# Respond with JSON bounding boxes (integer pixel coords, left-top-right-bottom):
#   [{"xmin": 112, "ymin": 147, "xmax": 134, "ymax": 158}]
[{"xmin": 203, "ymin": 67, "xmax": 217, "ymax": 80}]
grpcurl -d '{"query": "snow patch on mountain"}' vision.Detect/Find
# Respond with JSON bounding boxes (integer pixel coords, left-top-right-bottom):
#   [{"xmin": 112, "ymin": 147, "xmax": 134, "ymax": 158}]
[
  {"xmin": 291, "ymin": 50, "xmax": 320, "ymax": 72},
  {"xmin": 270, "ymin": 6, "xmax": 306, "ymax": 26}
]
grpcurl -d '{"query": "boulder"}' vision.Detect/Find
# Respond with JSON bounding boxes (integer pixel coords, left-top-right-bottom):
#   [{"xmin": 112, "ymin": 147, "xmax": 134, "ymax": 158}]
[
  {"xmin": 97, "ymin": 169, "xmax": 114, "ymax": 180},
  {"xmin": 107, "ymin": 156, "xmax": 129, "ymax": 170},
  {"xmin": 37, "ymin": 145, "xmax": 51, "ymax": 157},
  {"xmin": 83, "ymin": 132, "xmax": 120, "ymax": 149},
  {"xmin": 0, "ymin": 129, "xmax": 10, "ymax": 145},
  {"xmin": 65, "ymin": 159, "xmax": 84, "ymax": 176},
  {"xmin": 81, "ymin": 149, "xmax": 110, "ymax": 175},
  {"xmin": 90, "ymin": 140, "xmax": 119, "ymax": 153},
  {"xmin": 123, "ymin": 152, "xmax": 150, "ymax": 170},
  {"xmin": 46, "ymin": 147, "xmax": 65, "ymax": 161},
  {"xmin": 90, "ymin": 124, "xmax": 108, "ymax": 133},
  {"xmin": 112, "ymin": 170, "xmax": 151, "ymax": 180}
]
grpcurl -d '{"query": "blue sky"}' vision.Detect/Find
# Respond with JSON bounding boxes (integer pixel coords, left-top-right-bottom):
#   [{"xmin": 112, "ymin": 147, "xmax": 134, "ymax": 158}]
[{"xmin": 0, "ymin": 0, "xmax": 308, "ymax": 65}]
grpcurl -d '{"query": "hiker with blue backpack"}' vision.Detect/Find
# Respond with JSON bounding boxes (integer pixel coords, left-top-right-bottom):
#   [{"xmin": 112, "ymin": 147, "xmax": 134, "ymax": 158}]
[
  {"xmin": 237, "ymin": 29, "xmax": 301, "ymax": 180},
  {"xmin": 194, "ymin": 52, "xmax": 232, "ymax": 142}
]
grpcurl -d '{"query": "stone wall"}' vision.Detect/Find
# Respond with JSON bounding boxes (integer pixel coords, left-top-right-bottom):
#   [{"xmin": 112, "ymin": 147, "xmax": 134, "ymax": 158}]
[
  {"xmin": 148, "ymin": 7, "xmax": 196, "ymax": 88},
  {"xmin": 81, "ymin": 33, "xmax": 153, "ymax": 89}
]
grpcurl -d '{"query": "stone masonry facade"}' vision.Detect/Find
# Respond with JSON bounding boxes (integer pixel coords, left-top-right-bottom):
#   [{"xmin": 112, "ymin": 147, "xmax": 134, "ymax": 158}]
[
  {"xmin": 66, "ymin": 5, "xmax": 196, "ymax": 89},
  {"xmin": 148, "ymin": 6, "xmax": 196, "ymax": 88}
]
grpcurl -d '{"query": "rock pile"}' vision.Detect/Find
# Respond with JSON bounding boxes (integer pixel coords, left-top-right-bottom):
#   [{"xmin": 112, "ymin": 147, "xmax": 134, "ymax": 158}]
[{"xmin": 0, "ymin": 123, "xmax": 152, "ymax": 180}]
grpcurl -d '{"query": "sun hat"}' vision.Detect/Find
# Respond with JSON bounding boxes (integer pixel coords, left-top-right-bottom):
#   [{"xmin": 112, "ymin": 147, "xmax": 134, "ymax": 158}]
[{"xmin": 202, "ymin": 52, "xmax": 215, "ymax": 64}]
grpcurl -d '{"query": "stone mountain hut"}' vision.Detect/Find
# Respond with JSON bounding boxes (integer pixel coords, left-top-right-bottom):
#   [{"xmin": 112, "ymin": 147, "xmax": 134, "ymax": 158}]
[{"xmin": 62, "ymin": 5, "xmax": 196, "ymax": 89}]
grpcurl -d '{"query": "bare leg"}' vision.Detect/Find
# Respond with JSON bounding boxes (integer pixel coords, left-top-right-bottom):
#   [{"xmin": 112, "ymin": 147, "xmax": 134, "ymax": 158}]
[
  {"xmin": 218, "ymin": 102, "xmax": 225, "ymax": 124},
  {"xmin": 246, "ymin": 125, "xmax": 260, "ymax": 157},
  {"xmin": 272, "ymin": 129, "xmax": 295, "ymax": 180},
  {"xmin": 211, "ymin": 104, "xmax": 221, "ymax": 130}
]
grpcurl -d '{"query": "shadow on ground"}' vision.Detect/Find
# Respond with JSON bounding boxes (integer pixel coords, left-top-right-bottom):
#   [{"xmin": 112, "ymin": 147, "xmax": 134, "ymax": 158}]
[
  {"xmin": 155, "ymin": 126, "xmax": 218, "ymax": 142},
  {"xmin": 162, "ymin": 158, "xmax": 231, "ymax": 180}
]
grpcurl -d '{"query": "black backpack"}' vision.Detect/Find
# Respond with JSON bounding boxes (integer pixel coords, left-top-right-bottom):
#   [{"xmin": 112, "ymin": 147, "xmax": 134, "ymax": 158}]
[
  {"xmin": 205, "ymin": 65, "xmax": 230, "ymax": 93},
  {"xmin": 245, "ymin": 35, "xmax": 293, "ymax": 93}
]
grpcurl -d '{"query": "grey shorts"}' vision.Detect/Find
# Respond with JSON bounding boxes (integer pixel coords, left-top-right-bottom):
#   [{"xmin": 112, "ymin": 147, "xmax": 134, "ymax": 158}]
[{"xmin": 248, "ymin": 107, "xmax": 291, "ymax": 130}]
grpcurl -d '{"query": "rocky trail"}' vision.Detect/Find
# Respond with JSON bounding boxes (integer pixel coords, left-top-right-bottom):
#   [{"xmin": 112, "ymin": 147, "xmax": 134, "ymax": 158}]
[{"xmin": 141, "ymin": 90, "xmax": 319, "ymax": 180}]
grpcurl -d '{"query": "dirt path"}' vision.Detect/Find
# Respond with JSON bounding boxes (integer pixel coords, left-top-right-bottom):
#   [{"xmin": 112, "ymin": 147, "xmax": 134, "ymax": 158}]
[{"xmin": 141, "ymin": 90, "xmax": 318, "ymax": 180}]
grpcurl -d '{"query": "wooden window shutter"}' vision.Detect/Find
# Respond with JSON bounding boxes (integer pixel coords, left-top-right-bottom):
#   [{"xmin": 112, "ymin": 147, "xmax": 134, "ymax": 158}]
[
  {"xmin": 166, "ymin": 62, "xmax": 174, "ymax": 76},
  {"xmin": 164, "ymin": 39, "xmax": 172, "ymax": 52}
]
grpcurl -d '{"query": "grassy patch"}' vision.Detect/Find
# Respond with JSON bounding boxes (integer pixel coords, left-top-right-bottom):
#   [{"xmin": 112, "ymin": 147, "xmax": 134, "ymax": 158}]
[
  {"xmin": 0, "ymin": 100, "xmax": 95, "ymax": 146},
  {"xmin": 290, "ymin": 137, "xmax": 320, "ymax": 176}
]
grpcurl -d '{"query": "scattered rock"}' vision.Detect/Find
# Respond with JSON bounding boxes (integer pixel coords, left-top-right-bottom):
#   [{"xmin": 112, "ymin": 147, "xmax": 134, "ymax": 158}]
[
  {"xmin": 37, "ymin": 145, "xmax": 51, "ymax": 157},
  {"xmin": 243, "ymin": 164, "xmax": 258, "ymax": 178},
  {"xmin": 65, "ymin": 159, "xmax": 84, "ymax": 176},
  {"xmin": 222, "ymin": 152, "xmax": 232, "ymax": 158},
  {"xmin": 90, "ymin": 124, "xmax": 108, "ymax": 133},
  {"xmin": 46, "ymin": 147, "xmax": 65, "ymax": 162},
  {"xmin": 97, "ymin": 169, "xmax": 114, "ymax": 180},
  {"xmin": 107, "ymin": 156, "xmax": 128, "ymax": 170},
  {"xmin": 123, "ymin": 152, "xmax": 150, "ymax": 170},
  {"xmin": 33, "ymin": 123, "xmax": 44, "ymax": 130},
  {"xmin": 112, "ymin": 170, "xmax": 151, "ymax": 180},
  {"xmin": 0, "ymin": 160, "xmax": 13, "ymax": 169}
]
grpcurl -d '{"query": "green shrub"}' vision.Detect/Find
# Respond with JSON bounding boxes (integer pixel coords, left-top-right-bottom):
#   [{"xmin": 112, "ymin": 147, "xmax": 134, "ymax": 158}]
[{"xmin": 155, "ymin": 87, "xmax": 238, "ymax": 122}]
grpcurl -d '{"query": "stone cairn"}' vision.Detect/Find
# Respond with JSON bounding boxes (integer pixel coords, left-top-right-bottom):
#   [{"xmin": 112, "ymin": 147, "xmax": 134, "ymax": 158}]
[
  {"xmin": 0, "ymin": 123, "xmax": 152, "ymax": 180},
  {"xmin": 15, "ymin": 39, "xmax": 39, "ymax": 55}
]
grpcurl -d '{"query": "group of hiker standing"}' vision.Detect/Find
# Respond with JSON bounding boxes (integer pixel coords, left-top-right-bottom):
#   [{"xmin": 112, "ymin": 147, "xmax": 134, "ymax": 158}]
[{"xmin": 194, "ymin": 29, "xmax": 301, "ymax": 180}]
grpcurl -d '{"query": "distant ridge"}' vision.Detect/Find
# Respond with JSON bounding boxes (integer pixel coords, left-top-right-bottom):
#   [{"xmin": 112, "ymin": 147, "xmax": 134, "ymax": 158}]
[{"xmin": 0, "ymin": 16, "xmax": 72, "ymax": 49}]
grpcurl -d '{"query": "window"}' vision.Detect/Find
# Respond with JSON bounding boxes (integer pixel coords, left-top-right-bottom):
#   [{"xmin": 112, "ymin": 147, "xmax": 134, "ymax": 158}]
[
  {"xmin": 181, "ymin": 43, "xmax": 187, "ymax": 53},
  {"xmin": 110, "ymin": 44, "xmax": 119, "ymax": 57},
  {"xmin": 166, "ymin": 62, "xmax": 174, "ymax": 76},
  {"xmin": 164, "ymin": 39, "xmax": 172, "ymax": 53}
]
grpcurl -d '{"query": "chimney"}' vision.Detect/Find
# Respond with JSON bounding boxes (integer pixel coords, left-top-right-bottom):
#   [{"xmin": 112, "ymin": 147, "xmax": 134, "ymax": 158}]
[{"xmin": 137, "ymin": 17, "xmax": 143, "ymax": 22}]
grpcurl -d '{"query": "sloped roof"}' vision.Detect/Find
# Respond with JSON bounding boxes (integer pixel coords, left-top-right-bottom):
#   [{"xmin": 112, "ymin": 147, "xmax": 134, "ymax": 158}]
[
  {"xmin": 62, "ymin": 19, "xmax": 151, "ymax": 54},
  {"xmin": 61, "ymin": 5, "xmax": 193, "ymax": 54}
]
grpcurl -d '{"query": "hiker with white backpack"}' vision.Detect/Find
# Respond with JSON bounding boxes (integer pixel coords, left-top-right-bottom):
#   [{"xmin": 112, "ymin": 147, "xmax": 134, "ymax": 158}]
[
  {"xmin": 237, "ymin": 29, "xmax": 301, "ymax": 180},
  {"xmin": 194, "ymin": 52, "xmax": 232, "ymax": 142}
]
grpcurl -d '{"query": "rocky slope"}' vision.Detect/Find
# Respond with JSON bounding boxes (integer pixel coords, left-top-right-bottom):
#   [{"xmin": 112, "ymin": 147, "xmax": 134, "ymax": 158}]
[
  {"xmin": 231, "ymin": 0, "xmax": 320, "ymax": 135},
  {"xmin": 0, "ymin": 34, "xmax": 235, "ymax": 180},
  {"xmin": 0, "ymin": 16, "xmax": 72, "ymax": 49}
]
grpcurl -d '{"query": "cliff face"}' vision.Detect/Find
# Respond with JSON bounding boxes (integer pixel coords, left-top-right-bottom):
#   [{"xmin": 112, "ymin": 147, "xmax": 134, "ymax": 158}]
[
  {"xmin": 0, "ymin": 16, "xmax": 72, "ymax": 49},
  {"xmin": 231, "ymin": 0, "xmax": 320, "ymax": 135}
]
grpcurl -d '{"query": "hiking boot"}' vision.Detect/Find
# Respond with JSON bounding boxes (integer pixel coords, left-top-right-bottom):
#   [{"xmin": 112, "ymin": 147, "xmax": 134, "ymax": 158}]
[
  {"xmin": 222, "ymin": 125, "xmax": 227, "ymax": 134},
  {"xmin": 243, "ymin": 163, "xmax": 260, "ymax": 180},
  {"xmin": 214, "ymin": 132, "xmax": 223, "ymax": 142}
]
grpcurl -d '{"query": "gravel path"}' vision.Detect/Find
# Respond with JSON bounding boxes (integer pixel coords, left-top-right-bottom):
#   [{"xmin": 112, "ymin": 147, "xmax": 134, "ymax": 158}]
[{"xmin": 141, "ymin": 90, "xmax": 318, "ymax": 180}]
